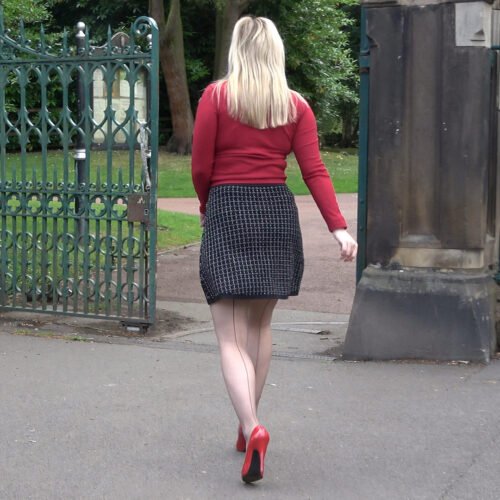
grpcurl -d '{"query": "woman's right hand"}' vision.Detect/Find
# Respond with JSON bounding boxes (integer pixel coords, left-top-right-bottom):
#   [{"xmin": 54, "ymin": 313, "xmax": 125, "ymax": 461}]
[
  {"xmin": 200, "ymin": 214, "xmax": 206, "ymax": 227},
  {"xmin": 332, "ymin": 229, "xmax": 358, "ymax": 262}
]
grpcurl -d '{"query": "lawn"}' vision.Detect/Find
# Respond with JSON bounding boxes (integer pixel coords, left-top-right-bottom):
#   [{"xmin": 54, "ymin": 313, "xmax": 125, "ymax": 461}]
[
  {"xmin": 0, "ymin": 208, "xmax": 200, "ymax": 254},
  {"xmin": 3, "ymin": 148, "xmax": 359, "ymax": 197},
  {"xmin": 158, "ymin": 148, "xmax": 359, "ymax": 197},
  {"xmin": 157, "ymin": 209, "xmax": 201, "ymax": 250}
]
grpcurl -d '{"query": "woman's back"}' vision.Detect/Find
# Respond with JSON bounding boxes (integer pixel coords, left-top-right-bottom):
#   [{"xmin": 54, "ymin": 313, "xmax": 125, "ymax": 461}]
[
  {"xmin": 194, "ymin": 82, "xmax": 304, "ymax": 185},
  {"xmin": 192, "ymin": 81, "xmax": 346, "ymax": 232}
]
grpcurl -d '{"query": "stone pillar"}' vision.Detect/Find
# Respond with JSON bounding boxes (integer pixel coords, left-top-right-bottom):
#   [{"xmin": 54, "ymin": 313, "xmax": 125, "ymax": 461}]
[{"xmin": 344, "ymin": 0, "xmax": 499, "ymax": 362}]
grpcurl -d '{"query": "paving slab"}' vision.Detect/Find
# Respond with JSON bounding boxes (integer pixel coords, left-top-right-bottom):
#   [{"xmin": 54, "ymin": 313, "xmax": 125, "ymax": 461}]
[{"xmin": 157, "ymin": 300, "xmax": 348, "ymax": 359}]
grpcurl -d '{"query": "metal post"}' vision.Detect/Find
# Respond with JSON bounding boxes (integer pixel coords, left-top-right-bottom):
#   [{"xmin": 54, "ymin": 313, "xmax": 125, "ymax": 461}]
[
  {"xmin": 75, "ymin": 21, "xmax": 87, "ymax": 236},
  {"xmin": 145, "ymin": 23, "xmax": 159, "ymax": 325},
  {"xmin": 356, "ymin": 7, "xmax": 370, "ymax": 283}
]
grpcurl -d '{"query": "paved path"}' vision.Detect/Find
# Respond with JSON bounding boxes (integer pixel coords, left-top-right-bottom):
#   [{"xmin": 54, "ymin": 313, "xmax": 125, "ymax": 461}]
[
  {"xmin": 3, "ymin": 195, "xmax": 500, "ymax": 499},
  {"xmin": 1, "ymin": 328, "xmax": 500, "ymax": 500},
  {"xmin": 157, "ymin": 194, "xmax": 358, "ymax": 314}
]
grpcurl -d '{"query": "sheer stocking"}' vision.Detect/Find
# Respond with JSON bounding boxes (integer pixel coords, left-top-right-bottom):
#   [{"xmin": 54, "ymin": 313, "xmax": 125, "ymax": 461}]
[
  {"xmin": 210, "ymin": 298, "xmax": 277, "ymax": 441},
  {"xmin": 244, "ymin": 299, "xmax": 277, "ymax": 408}
]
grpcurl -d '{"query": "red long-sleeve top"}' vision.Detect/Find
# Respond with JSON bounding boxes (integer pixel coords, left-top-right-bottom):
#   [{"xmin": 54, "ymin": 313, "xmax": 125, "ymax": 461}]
[{"xmin": 191, "ymin": 83, "xmax": 347, "ymax": 232}]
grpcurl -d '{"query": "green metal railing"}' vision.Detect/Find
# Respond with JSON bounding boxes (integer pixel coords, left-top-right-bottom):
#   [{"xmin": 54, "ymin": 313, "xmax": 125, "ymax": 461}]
[
  {"xmin": 356, "ymin": 7, "xmax": 370, "ymax": 283},
  {"xmin": 0, "ymin": 10, "xmax": 159, "ymax": 327}
]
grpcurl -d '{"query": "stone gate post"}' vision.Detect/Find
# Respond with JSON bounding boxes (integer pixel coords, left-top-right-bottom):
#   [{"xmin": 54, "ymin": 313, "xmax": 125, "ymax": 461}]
[{"xmin": 344, "ymin": 0, "xmax": 500, "ymax": 362}]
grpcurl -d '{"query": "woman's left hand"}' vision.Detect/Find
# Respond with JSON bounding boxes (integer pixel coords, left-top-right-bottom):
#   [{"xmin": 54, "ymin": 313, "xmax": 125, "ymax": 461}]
[
  {"xmin": 200, "ymin": 214, "xmax": 206, "ymax": 227},
  {"xmin": 332, "ymin": 229, "xmax": 358, "ymax": 262}
]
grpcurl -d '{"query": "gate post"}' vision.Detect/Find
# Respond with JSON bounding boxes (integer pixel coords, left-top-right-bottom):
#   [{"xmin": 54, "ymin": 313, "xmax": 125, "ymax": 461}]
[
  {"xmin": 356, "ymin": 7, "xmax": 370, "ymax": 284},
  {"xmin": 344, "ymin": 0, "xmax": 499, "ymax": 362},
  {"xmin": 75, "ymin": 21, "xmax": 88, "ymax": 236}
]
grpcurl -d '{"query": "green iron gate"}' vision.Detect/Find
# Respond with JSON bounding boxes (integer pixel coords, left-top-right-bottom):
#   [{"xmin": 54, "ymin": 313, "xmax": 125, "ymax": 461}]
[{"xmin": 0, "ymin": 12, "xmax": 159, "ymax": 328}]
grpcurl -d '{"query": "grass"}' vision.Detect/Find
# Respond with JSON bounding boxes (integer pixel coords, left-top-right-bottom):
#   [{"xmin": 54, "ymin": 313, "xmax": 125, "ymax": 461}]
[
  {"xmin": 2, "ymin": 148, "xmax": 357, "ymax": 252},
  {"xmin": 157, "ymin": 210, "xmax": 202, "ymax": 250},
  {"xmin": 3, "ymin": 148, "xmax": 359, "ymax": 198},
  {"xmin": 1, "ymin": 208, "xmax": 200, "ymax": 254},
  {"xmin": 158, "ymin": 148, "xmax": 359, "ymax": 198}
]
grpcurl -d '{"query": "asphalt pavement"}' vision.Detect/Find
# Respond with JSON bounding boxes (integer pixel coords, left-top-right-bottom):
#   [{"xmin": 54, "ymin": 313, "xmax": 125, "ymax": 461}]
[
  {"xmin": 1, "ymin": 194, "xmax": 500, "ymax": 499},
  {"xmin": 1, "ymin": 301, "xmax": 500, "ymax": 499}
]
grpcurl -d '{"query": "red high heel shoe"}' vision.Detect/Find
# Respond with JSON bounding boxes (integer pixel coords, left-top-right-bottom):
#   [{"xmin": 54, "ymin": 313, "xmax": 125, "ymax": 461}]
[
  {"xmin": 241, "ymin": 425, "xmax": 270, "ymax": 483},
  {"xmin": 236, "ymin": 425, "xmax": 246, "ymax": 452}
]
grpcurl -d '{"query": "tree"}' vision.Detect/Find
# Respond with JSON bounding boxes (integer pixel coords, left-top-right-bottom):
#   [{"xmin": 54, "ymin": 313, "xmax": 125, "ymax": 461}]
[
  {"xmin": 49, "ymin": 0, "xmax": 195, "ymax": 154},
  {"xmin": 218, "ymin": 0, "xmax": 360, "ymax": 145},
  {"xmin": 267, "ymin": 0, "xmax": 359, "ymax": 144},
  {"xmin": 48, "ymin": 0, "xmax": 145, "ymax": 41},
  {"xmin": 337, "ymin": 3, "xmax": 361, "ymax": 146},
  {"xmin": 0, "ymin": 0, "xmax": 51, "ymax": 28},
  {"xmin": 150, "ymin": 0, "xmax": 193, "ymax": 154},
  {"xmin": 213, "ymin": 0, "xmax": 252, "ymax": 79},
  {"xmin": 44, "ymin": 0, "xmax": 360, "ymax": 148},
  {"xmin": 0, "ymin": 0, "xmax": 63, "ymax": 151}
]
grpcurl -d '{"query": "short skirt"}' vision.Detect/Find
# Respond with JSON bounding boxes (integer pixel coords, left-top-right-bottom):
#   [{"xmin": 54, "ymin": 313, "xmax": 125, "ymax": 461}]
[{"xmin": 199, "ymin": 184, "xmax": 304, "ymax": 304}]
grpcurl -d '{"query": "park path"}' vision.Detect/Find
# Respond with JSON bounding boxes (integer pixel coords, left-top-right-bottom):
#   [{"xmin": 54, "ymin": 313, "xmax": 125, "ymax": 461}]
[{"xmin": 156, "ymin": 193, "xmax": 358, "ymax": 314}]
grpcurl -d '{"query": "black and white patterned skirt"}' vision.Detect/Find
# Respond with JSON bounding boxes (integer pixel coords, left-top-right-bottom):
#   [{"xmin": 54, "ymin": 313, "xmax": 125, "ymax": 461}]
[{"xmin": 199, "ymin": 184, "xmax": 304, "ymax": 304}]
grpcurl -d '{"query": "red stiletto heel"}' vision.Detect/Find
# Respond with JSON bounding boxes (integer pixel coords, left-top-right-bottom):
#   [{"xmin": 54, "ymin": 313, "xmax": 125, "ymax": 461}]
[
  {"xmin": 236, "ymin": 425, "xmax": 246, "ymax": 452},
  {"xmin": 241, "ymin": 425, "xmax": 270, "ymax": 483}
]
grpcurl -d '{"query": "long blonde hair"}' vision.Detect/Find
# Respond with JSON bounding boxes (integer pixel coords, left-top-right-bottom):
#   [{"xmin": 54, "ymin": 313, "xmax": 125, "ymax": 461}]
[{"xmin": 214, "ymin": 16, "xmax": 298, "ymax": 129}]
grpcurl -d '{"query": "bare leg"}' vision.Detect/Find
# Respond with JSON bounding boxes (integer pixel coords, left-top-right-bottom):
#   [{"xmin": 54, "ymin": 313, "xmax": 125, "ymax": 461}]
[
  {"xmin": 210, "ymin": 298, "xmax": 259, "ymax": 440},
  {"xmin": 244, "ymin": 299, "xmax": 277, "ymax": 409}
]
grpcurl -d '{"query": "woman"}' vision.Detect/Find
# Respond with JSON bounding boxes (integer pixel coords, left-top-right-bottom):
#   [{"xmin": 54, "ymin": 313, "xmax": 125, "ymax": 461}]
[{"xmin": 191, "ymin": 16, "xmax": 357, "ymax": 483}]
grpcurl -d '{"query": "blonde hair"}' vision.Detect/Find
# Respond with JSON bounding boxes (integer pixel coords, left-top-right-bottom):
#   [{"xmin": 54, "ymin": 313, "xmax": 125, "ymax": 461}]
[{"xmin": 214, "ymin": 16, "xmax": 298, "ymax": 129}]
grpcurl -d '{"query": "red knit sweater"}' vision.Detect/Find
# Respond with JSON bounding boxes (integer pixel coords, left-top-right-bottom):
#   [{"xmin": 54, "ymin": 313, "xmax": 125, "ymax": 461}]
[{"xmin": 191, "ymin": 83, "xmax": 347, "ymax": 232}]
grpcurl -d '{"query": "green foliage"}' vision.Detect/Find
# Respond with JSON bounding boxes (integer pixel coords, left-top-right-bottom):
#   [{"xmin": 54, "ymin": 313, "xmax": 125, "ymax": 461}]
[
  {"xmin": 181, "ymin": 2, "xmax": 216, "ymax": 87},
  {"xmin": 252, "ymin": 0, "xmax": 359, "ymax": 141},
  {"xmin": 49, "ymin": 0, "xmax": 146, "ymax": 42},
  {"xmin": 0, "ymin": 0, "xmax": 51, "ymax": 27},
  {"xmin": 1, "ymin": 0, "xmax": 69, "ymax": 152},
  {"xmin": 1, "ymin": 0, "xmax": 361, "ymax": 148}
]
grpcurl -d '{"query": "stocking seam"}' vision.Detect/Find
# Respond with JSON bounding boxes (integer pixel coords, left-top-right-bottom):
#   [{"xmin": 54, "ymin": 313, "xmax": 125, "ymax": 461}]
[{"xmin": 232, "ymin": 298, "xmax": 258, "ymax": 426}]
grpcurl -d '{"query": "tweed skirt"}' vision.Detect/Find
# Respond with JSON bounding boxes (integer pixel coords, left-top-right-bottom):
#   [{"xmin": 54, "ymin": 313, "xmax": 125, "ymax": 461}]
[{"xmin": 199, "ymin": 184, "xmax": 304, "ymax": 305}]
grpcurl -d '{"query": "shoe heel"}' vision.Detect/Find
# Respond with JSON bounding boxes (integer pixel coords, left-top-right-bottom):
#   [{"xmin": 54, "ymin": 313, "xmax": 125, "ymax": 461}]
[
  {"xmin": 241, "ymin": 426, "xmax": 270, "ymax": 483},
  {"xmin": 236, "ymin": 425, "xmax": 246, "ymax": 452}
]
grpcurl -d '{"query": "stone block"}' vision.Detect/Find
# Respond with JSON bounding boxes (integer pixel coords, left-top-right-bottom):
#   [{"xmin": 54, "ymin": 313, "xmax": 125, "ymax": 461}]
[{"xmin": 344, "ymin": 266, "xmax": 497, "ymax": 362}]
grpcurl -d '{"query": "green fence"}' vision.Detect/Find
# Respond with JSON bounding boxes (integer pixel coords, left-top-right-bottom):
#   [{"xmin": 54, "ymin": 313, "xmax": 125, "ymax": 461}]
[{"xmin": 0, "ymin": 11, "xmax": 159, "ymax": 328}]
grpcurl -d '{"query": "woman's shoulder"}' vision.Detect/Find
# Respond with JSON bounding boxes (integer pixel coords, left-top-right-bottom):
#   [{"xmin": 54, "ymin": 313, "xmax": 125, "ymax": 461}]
[
  {"xmin": 290, "ymin": 90, "xmax": 312, "ymax": 120},
  {"xmin": 291, "ymin": 90, "xmax": 310, "ymax": 108},
  {"xmin": 202, "ymin": 81, "xmax": 225, "ymax": 97},
  {"xmin": 197, "ymin": 81, "xmax": 226, "ymax": 109},
  {"xmin": 195, "ymin": 82, "xmax": 225, "ymax": 115}
]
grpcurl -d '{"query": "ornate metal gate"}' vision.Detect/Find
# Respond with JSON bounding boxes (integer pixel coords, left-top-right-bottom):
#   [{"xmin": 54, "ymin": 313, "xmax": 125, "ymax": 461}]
[{"xmin": 0, "ymin": 12, "xmax": 159, "ymax": 327}]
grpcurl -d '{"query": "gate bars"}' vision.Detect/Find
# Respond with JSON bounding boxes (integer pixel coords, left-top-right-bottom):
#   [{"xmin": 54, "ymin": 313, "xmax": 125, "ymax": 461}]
[{"xmin": 0, "ymin": 10, "xmax": 159, "ymax": 327}]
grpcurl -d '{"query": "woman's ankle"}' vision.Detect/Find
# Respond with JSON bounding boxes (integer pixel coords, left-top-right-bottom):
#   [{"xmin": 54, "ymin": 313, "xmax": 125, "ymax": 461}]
[{"xmin": 242, "ymin": 420, "xmax": 259, "ymax": 441}]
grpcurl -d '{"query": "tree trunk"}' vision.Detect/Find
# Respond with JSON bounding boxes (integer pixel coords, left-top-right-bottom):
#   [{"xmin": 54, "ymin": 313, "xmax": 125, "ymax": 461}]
[
  {"xmin": 341, "ymin": 108, "xmax": 359, "ymax": 148},
  {"xmin": 150, "ymin": 0, "xmax": 193, "ymax": 154},
  {"xmin": 213, "ymin": 0, "xmax": 251, "ymax": 80}
]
